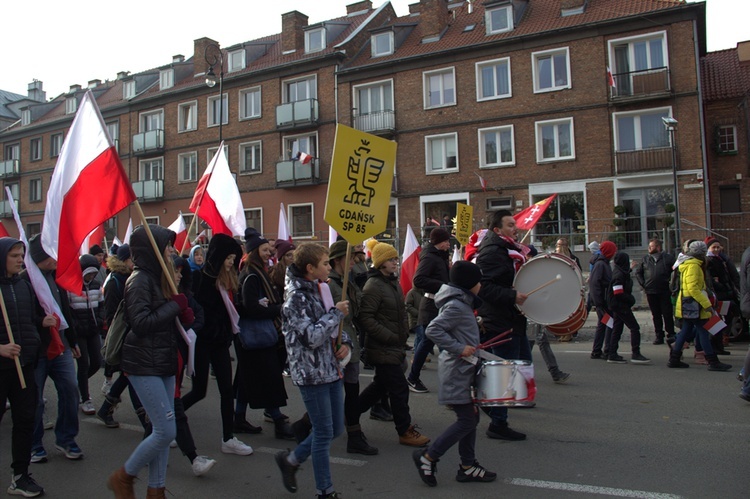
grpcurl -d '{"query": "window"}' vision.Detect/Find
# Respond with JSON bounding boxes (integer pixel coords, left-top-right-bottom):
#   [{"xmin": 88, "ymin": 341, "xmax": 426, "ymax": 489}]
[
  {"xmin": 65, "ymin": 97, "xmax": 77, "ymax": 115},
  {"xmin": 239, "ymin": 142, "xmax": 262, "ymax": 174},
  {"xmin": 30, "ymin": 138, "xmax": 42, "ymax": 161},
  {"xmin": 239, "ymin": 87, "xmax": 261, "ymax": 120},
  {"xmin": 355, "ymin": 80, "xmax": 393, "ymax": 116},
  {"xmin": 29, "ymin": 178, "xmax": 42, "ymax": 202},
  {"xmin": 207, "ymin": 94, "xmax": 228, "ymax": 127},
  {"xmin": 532, "ymin": 47, "xmax": 571, "ymax": 93},
  {"xmin": 245, "ymin": 208, "xmax": 262, "ymax": 233},
  {"xmin": 485, "ymin": 5, "xmax": 512, "ymax": 34},
  {"xmin": 5, "ymin": 144, "xmax": 19, "ymax": 160},
  {"xmin": 717, "ymin": 125, "xmax": 737, "ymax": 153},
  {"xmin": 614, "ymin": 108, "xmax": 670, "ymax": 151},
  {"xmin": 5, "ymin": 183, "xmax": 19, "ymax": 209},
  {"xmin": 229, "ymin": 49, "xmax": 246, "ymax": 72},
  {"xmin": 305, "ymin": 28, "xmax": 325, "ymax": 53},
  {"xmin": 139, "ymin": 158, "xmax": 163, "ymax": 181},
  {"xmin": 284, "ymin": 134, "xmax": 317, "ymax": 161},
  {"xmin": 284, "ymin": 76, "xmax": 317, "ymax": 103},
  {"xmin": 21, "ymin": 110, "xmax": 30, "ymax": 126},
  {"xmin": 178, "ymin": 101, "xmax": 198, "ymax": 132},
  {"xmin": 26, "ymin": 223, "xmax": 41, "ymax": 237},
  {"xmin": 159, "ymin": 69, "xmax": 174, "ymax": 90},
  {"xmin": 372, "ymin": 32, "xmax": 394, "ymax": 57},
  {"xmin": 106, "ymin": 122, "xmax": 119, "ymax": 152},
  {"xmin": 479, "ymin": 125, "xmax": 515, "ymax": 167},
  {"xmin": 476, "ymin": 57, "xmax": 511, "ymax": 100},
  {"xmin": 123, "ymin": 80, "xmax": 135, "ymax": 99},
  {"xmin": 719, "ymin": 186, "xmax": 741, "ymax": 213},
  {"xmin": 289, "ymin": 204, "xmax": 313, "ymax": 238},
  {"xmin": 536, "ymin": 118, "xmax": 575, "ymax": 162},
  {"xmin": 144, "ymin": 216, "xmax": 160, "ymax": 225},
  {"xmin": 178, "ymin": 152, "xmax": 197, "ymax": 183},
  {"xmin": 425, "ymin": 133, "xmax": 458, "ymax": 173},
  {"xmin": 424, "ymin": 68, "xmax": 456, "ymax": 108},
  {"xmin": 50, "ymin": 133, "xmax": 63, "ymax": 157},
  {"xmin": 611, "ymin": 33, "xmax": 666, "ymax": 73},
  {"xmin": 207, "ymin": 145, "xmax": 229, "ymax": 165},
  {"xmin": 140, "ymin": 110, "xmax": 163, "ymax": 132}
]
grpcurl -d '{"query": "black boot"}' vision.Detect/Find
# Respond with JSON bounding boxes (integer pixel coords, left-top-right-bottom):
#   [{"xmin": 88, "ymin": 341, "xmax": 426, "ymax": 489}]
[
  {"xmin": 291, "ymin": 413, "xmax": 312, "ymax": 443},
  {"xmin": 275, "ymin": 419, "xmax": 296, "ymax": 441},
  {"xmin": 705, "ymin": 354, "xmax": 732, "ymax": 371},
  {"xmin": 486, "ymin": 422, "xmax": 526, "ymax": 441},
  {"xmin": 346, "ymin": 425, "xmax": 378, "ymax": 455},
  {"xmin": 667, "ymin": 348, "xmax": 689, "ymax": 368},
  {"xmin": 233, "ymin": 414, "xmax": 262, "ymax": 434},
  {"xmin": 97, "ymin": 394, "xmax": 120, "ymax": 428}
]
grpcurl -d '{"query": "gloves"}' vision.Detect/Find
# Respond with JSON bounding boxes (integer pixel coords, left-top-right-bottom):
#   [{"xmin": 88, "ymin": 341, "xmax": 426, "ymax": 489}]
[
  {"xmin": 172, "ymin": 294, "xmax": 188, "ymax": 311},
  {"xmin": 179, "ymin": 307, "xmax": 195, "ymax": 327}
]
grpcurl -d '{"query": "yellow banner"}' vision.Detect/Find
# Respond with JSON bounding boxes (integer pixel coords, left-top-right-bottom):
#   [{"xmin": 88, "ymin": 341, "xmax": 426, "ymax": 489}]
[
  {"xmin": 324, "ymin": 124, "xmax": 397, "ymax": 242},
  {"xmin": 455, "ymin": 202, "xmax": 473, "ymax": 246}
]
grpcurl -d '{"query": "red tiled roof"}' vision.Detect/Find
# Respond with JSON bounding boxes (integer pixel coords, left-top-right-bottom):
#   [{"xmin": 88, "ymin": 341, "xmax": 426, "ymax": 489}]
[{"xmin": 701, "ymin": 47, "xmax": 750, "ymax": 101}]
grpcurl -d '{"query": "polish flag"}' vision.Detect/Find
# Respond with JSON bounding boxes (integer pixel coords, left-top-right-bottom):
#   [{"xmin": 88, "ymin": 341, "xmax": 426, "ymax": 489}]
[
  {"xmin": 716, "ymin": 301, "xmax": 731, "ymax": 315},
  {"xmin": 189, "ymin": 142, "xmax": 246, "ymax": 237},
  {"xmin": 474, "ymin": 172, "xmax": 488, "ymax": 192},
  {"xmin": 329, "ymin": 226, "xmax": 338, "ymax": 246},
  {"xmin": 0, "ymin": 221, "xmax": 9, "ymax": 238},
  {"xmin": 612, "ymin": 284, "xmax": 624, "ymax": 296},
  {"xmin": 704, "ymin": 313, "xmax": 727, "ymax": 336},
  {"xmin": 399, "ymin": 224, "xmax": 421, "ymax": 296},
  {"xmin": 278, "ymin": 203, "xmax": 292, "ymax": 242},
  {"xmin": 600, "ymin": 313, "xmax": 614, "ymax": 329},
  {"xmin": 464, "ymin": 229, "xmax": 488, "ymax": 263},
  {"xmin": 298, "ymin": 152, "xmax": 312, "ymax": 164},
  {"xmin": 452, "ymin": 244, "xmax": 461, "ymax": 264},
  {"xmin": 80, "ymin": 224, "xmax": 105, "ymax": 256},
  {"xmin": 168, "ymin": 212, "xmax": 191, "ymax": 254},
  {"xmin": 42, "ymin": 90, "xmax": 136, "ymax": 294},
  {"xmin": 192, "ymin": 229, "xmax": 207, "ymax": 246},
  {"xmin": 607, "ymin": 66, "xmax": 616, "ymax": 88},
  {"xmin": 122, "ymin": 218, "xmax": 133, "ymax": 244},
  {"xmin": 514, "ymin": 194, "xmax": 557, "ymax": 231}
]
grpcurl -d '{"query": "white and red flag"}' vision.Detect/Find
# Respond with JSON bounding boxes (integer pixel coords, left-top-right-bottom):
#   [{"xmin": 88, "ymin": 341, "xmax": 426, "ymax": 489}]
[
  {"xmin": 79, "ymin": 223, "xmax": 104, "ymax": 256},
  {"xmin": 716, "ymin": 301, "xmax": 731, "ymax": 316},
  {"xmin": 192, "ymin": 229, "xmax": 207, "ymax": 246},
  {"xmin": 189, "ymin": 142, "xmax": 246, "ymax": 237},
  {"xmin": 399, "ymin": 224, "xmax": 421, "ymax": 296},
  {"xmin": 297, "ymin": 151, "xmax": 312, "ymax": 164},
  {"xmin": 474, "ymin": 172, "xmax": 488, "ymax": 192},
  {"xmin": 600, "ymin": 312, "xmax": 614, "ymax": 329},
  {"xmin": 452, "ymin": 245, "xmax": 461, "ymax": 264},
  {"xmin": 329, "ymin": 226, "xmax": 338, "ymax": 246},
  {"xmin": 607, "ymin": 66, "xmax": 617, "ymax": 88},
  {"xmin": 0, "ymin": 221, "xmax": 9, "ymax": 238},
  {"xmin": 704, "ymin": 313, "xmax": 727, "ymax": 336},
  {"xmin": 514, "ymin": 194, "xmax": 557, "ymax": 231},
  {"xmin": 42, "ymin": 90, "xmax": 136, "ymax": 294},
  {"xmin": 122, "ymin": 218, "xmax": 133, "ymax": 245},
  {"xmin": 168, "ymin": 212, "xmax": 191, "ymax": 254},
  {"xmin": 278, "ymin": 203, "xmax": 292, "ymax": 242},
  {"xmin": 612, "ymin": 284, "xmax": 624, "ymax": 296}
]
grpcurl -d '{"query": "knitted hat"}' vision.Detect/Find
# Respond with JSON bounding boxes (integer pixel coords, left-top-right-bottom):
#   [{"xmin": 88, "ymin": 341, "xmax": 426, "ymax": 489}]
[
  {"xmin": 274, "ymin": 239, "xmax": 295, "ymax": 261},
  {"xmin": 588, "ymin": 241, "xmax": 600, "ymax": 253},
  {"xmin": 687, "ymin": 240, "xmax": 708, "ymax": 258},
  {"xmin": 116, "ymin": 244, "xmax": 131, "ymax": 262},
  {"xmin": 371, "ymin": 242, "xmax": 398, "ymax": 268},
  {"xmin": 704, "ymin": 236, "xmax": 719, "ymax": 249},
  {"xmin": 89, "ymin": 245, "xmax": 104, "ymax": 256},
  {"xmin": 599, "ymin": 241, "xmax": 617, "ymax": 260},
  {"xmin": 450, "ymin": 261, "xmax": 482, "ymax": 291},
  {"xmin": 429, "ymin": 227, "xmax": 451, "ymax": 245},
  {"xmin": 328, "ymin": 240, "xmax": 348, "ymax": 261},
  {"xmin": 365, "ymin": 238, "xmax": 379, "ymax": 253},
  {"xmin": 109, "ymin": 244, "xmax": 119, "ymax": 256},
  {"xmin": 244, "ymin": 227, "xmax": 268, "ymax": 254},
  {"xmin": 28, "ymin": 234, "xmax": 52, "ymax": 264}
]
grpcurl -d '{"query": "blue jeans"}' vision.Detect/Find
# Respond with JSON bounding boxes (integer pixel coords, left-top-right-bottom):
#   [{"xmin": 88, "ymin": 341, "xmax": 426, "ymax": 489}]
[
  {"xmin": 293, "ymin": 380, "xmax": 344, "ymax": 496},
  {"xmin": 125, "ymin": 375, "xmax": 176, "ymax": 488},
  {"xmin": 33, "ymin": 349, "xmax": 79, "ymax": 450},
  {"xmin": 412, "ymin": 325, "xmax": 425, "ymax": 354},
  {"xmin": 672, "ymin": 318, "xmax": 714, "ymax": 356}
]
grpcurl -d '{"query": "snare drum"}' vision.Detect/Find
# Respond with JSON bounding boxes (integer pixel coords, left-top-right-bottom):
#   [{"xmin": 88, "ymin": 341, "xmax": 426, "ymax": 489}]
[
  {"xmin": 513, "ymin": 253, "xmax": 584, "ymax": 325},
  {"xmin": 473, "ymin": 359, "xmax": 536, "ymax": 407}
]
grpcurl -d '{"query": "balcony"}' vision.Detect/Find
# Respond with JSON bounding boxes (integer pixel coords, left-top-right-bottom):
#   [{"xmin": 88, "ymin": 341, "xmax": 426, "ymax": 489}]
[
  {"xmin": 0, "ymin": 159, "xmax": 20, "ymax": 178},
  {"xmin": 276, "ymin": 99, "xmax": 319, "ymax": 129},
  {"xmin": 615, "ymin": 147, "xmax": 672, "ymax": 174},
  {"xmin": 132, "ymin": 179, "xmax": 164, "ymax": 202},
  {"xmin": 353, "ymin": 110, "xmax": 395, "ymax": 135},
  {"xmin": 0, "ymin": 200, "xmax": 17, "ymax": 218},
  {"xmin": 610, "ymin": 67, "xmax": 671, "ymax": 103},
  {"xmin": 276, "ymin": 159, "xmax": 320, "ymax": 187},
  {"xmin": 132, "ymin": 130, "xmax": 165, "ymax": 156}
]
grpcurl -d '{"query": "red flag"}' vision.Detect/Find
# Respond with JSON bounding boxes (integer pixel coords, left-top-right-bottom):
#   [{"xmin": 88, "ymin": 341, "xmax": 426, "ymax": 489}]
[
  {"xmin": 41, "ymin": 90, "xmax": 136, "ymax": 293},
  {"xmin": 464, "ymin": 229, "xmax": 488, "ymax": 263},
  {"xmin": 80, "ymin": 224, "xmax": 105, "ymax": 256},
  {"xmin": 0, "ymin": 221, "xmax": 9, "ymax": 238},
  {"xmin": 607, "ymin": 66, "xmax": 616, "ymax": 88},
  {"xmin": 474, "ymin": 172, "xmax": 487, "ymax": 192},
  {"xmin": 399, "ymin": 224, "xmax": 421, "ymax": 296},
  {"xmin": 168, "ymin": 213, "xmax": 191, "ymax": 254},
  {"xmin": 513, "ymin": 194, "xmax": 557, "ymax": 231}
]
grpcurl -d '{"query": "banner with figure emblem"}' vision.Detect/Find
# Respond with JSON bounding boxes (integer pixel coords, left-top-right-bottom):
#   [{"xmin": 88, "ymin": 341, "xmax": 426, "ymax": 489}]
[
  {"xmin": 325, "ymin": 124, "xmax": 397, "ymax": 242},
  {"xmin": 455, "ymin": 202, "xmax": 473, "ymax": 246}
]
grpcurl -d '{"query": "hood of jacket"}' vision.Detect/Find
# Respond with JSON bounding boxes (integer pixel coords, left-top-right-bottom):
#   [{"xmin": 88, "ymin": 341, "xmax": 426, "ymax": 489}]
[
  {"xmin": 434, "ymin": 283, "xmax": 481, "ymax": 310},
  {"xmin": 203, "ymin": 234, "xmax": 242, "ymax": 278},
  {"xmin": 591, "ymin": 251, "xmax": 610, "ymax": 266},
  {"xmin": 130, "ymin": 224, "xmax": 176, "ymax": 278},
  {"xmin": 613, "ymin": 252, "xmax": 630, "ymax": 272},
  {"xmin": 188, "ymin": 245, "xmax": 204, "ymax": 271},
  {"xmin": 0, "ymin": 237, "xmax": 24, "ymax": 280}
]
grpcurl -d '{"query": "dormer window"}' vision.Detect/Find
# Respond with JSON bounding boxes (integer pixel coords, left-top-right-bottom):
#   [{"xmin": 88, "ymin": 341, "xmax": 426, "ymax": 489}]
[
  {"xmin": 305, "ymin": 28, "xmax": 326, "ymax": 53},
  {"xmin": 21, "ymin": 110, "xmax": 31, "ymax": 126},
  {"xmin": 371, "ymin": 32, "xmax": 394, "ymax": 57},
  {"xmin": 229, "ymin": 49, "xmax": 246, "ymax": 72},
  {"xmin": 65, "ymin": 96, "xmax": 77, "ymax": 115},
  {"xmin": 159, "ymin": 69, "xmax": 174, "ymax": 90},
  {"xmin": 486, "ymin": 5, "xmax": 513, "ymax": 35},
  {"xmin": 123, "ymin": 80, "xmax": 135, "ymax": 100}
]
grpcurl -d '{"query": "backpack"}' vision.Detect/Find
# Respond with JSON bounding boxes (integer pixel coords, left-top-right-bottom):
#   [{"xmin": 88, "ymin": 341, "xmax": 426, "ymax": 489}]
[{"xmin": 101, "ymin": 299, "xmax": 129, "ymax": 365}]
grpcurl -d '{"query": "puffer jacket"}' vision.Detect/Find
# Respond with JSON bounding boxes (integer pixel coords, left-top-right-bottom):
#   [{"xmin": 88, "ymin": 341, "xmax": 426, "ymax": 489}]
[
  {"xmin": 359, "ymin": 268, "xmax": 408, "ymax": 365},
  {"xmin": 476, "ymin": 230, "xmax": 524, "ymax": 336},
  {"xmin": 120, "ymin": 224, "xmax": 181, "ymax": 377},
  {"xmin": 328, "ymin": 268, "xmax": 362, "ymax": 365},
  {"xmin": 68, "ymin": 254, "xmax": 104, "ymax": 338},
  {"xmin": 413, "ymin": 244, "xmax": 450, "ymax": 326},
  {"xmin": 281, "ymin": 264, "xmax": 347, "ymax": 387},
  {"xmin": 675, "ymin": 257, "xmax": 712, "ymax": 320},
  {"xmin": 425, "ymin": 283, "xmax": 481, "ymax": 405}
]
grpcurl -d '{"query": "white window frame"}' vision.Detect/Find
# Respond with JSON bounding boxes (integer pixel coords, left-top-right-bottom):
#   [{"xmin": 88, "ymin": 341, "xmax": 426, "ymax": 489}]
[
  {"xmin": 50, "ymin": 133, "xmax": 63, "ymax": 157},
  {"xmin": 144, "ymin": 216, "xmax": 160, "ymax": 225},
  {"xmin": 305, "ymin": 28, "xmax": 326, "ymax": 53},
  {"xmin": 229, "ymin": 49, "xmax": 246, "ymax": 72},
  {"xmin": 353, "ymin": 79, "xmax": 394, "ymax": 115},
  {"xmin": 244, "ymin": 207, "xmax": 263, "ymax": 234},
  {"xmin": 178, "ymin": 100, "xmax": 198, "ymax": 132},
  {"xmin": 476, "ymin": 57, "xmax": 512, "ymax": 101},
  {"xmin": 177, "ymin": 151, "xmax": 198, "ymax": 183},
  {"xmin": 532, "ymin": 47, "xmax": 571, "ymax": 93},
  {"xmin": 30, "ymin": 138, "xmax": 42, "ymax": 161},
  {"xmin": 485, "ymin": 5, "xmax": 513, "ymax": 35},
  {"xmin": 283, "ymin": 132, "xmax": 318, "ymax": 161},
  {"xmin": 283, "ymin": 75, "xmax": 317, "ymax": 103},
  {"xmin": 21, "ymin": 109, "xmax": 30, "ymax": 126},
  {"xmin": 29, "ymin": 178, "xmax": 42, "ymax": 202},
  {"xmin": 159, "ymin": 69, "xmax": 174, "ymax": 90},
  {"xmin": 717, "ymin": 125, "xmax": 738, "ymax": 153},
  {"xmin": 207, "ymin": 145, "xmax": 229, "ymax": 165},
  {"xmin": 608, "ymin": 31, "xmax": 669, "ymax": 74},
  {"xmin": 371, "ymin": 32, "xmax": 394, "ymax": 57},
  {"xmin": 106, "ymin": 121, "xmax": 119, "ymax": 144},
  {"xmin": 478, "ymin": 125, "xmax": 515, "ymax": 168},
  {"xmin": 419, "ymin": 192, "xmax": 469, "ymax": 232},
  {"xmin": 425, "ymin": 133, "xmax": 459, "ymax": 174},
  {"xmin": 123, "ymin": 80, "xmax": 135, "ymax": 100},
  {"xmin": 612, "ymin": 107, "xmax": 671, "ymax": 152},
  {"xmin": 207, "ymin": 93, "xmax": 229, "ymax": 127},
  {"xmin": 535, "ymin": 117, "xmax": 575, "ymax": 163},
  {"xmin": 139, "ymin": 109, "xmax": 164, "ymax": 133},
  {"xmin": 65, "ymin": 97, "xmax": 77, "ymax": 115},
  {"xmin": 138, "ymin": 157, "xmax": 164, "ymax": 181},
  {"xmin": 239, "ymin": 141, "xmax": 262, "ymax": 175},
  {"xmin": 423, "ymin": 67, "xmax": 456, "ymax": 109},
  {"xmin": 239, "ymin": 86, "xmax": 261, "ymax": 120},
  {"xmin": 5, "ymin": 144, "xmax": 19, "ymax": 159},
  {"xmin": 288, "ymin": 202, "xmax": 314, "ymax": 239}
]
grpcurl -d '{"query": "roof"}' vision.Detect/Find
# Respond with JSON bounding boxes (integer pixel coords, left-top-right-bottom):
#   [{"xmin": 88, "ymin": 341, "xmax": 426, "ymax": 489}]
[
  {"xmin": 701, "ymin": 47, "xmax": 750, "ymax": 101},
  {"xmin": 0, "ymin": 89, "xmax": 26, "ymax": 120}
]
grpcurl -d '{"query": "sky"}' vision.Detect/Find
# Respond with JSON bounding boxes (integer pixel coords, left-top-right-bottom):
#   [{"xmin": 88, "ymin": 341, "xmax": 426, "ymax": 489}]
[{"xmin": 0, "ymin": 0, "xmax": 746, "ymax": 99}]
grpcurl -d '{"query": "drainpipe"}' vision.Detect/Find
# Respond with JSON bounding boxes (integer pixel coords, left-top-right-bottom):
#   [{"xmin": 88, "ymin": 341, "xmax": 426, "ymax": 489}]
[{"xmin": 693, "ymin": 19, "xmax": 711, "ymax": 230}]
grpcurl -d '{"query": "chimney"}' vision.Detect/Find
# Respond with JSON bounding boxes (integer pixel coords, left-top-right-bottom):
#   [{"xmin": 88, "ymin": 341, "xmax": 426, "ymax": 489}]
[
  {"xmin": 281, "ymin": 11, "xmax": 308, "ymax": 53},
  {"xmin": 117, "ymin": 71, "xmax": 130, "ymax": 80},
  {"xmin": 69, "ymin": 84, "xmax": 82, "ymax": 94},
  {"xmin": 419, "ymin": 0, "xmax": 450, "ymax": 40},
  {"xmin": 27, "ymin": 80, "xmax": 45, "ymax": 102},
  {"xmin": 194, "ymin": 37, "xmax": 220, "ymax": 75},
  {"xmin": 88, "ymin": 79, "xmax": 101, "ymax": 89},
  {"xmin": 738, "ymin": 41, "xmax": 750, "ymax": 63},
  {"xmin": 409, "ymin": 2, "xmax": 421, "ymax": 15},
  {"xmin": 173, "ymin": 54, "xmax": 185, "ymax": 63},
  {"xmin": 346, "ymin": 1, "xmax": 372, "ymax": 15}
]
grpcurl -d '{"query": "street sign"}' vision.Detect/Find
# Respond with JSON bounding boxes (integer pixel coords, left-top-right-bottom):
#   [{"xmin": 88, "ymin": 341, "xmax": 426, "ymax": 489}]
[{"xmin": 455, "ymin": 202, "xmax": 473, "ymax": 246}]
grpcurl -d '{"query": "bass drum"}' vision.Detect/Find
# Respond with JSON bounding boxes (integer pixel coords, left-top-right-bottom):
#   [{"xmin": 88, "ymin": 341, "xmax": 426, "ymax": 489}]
[
  {"xmin": 513, "ymin": 253, "xmax": 584, "ymax": 325},
  {"xmin": 546, "ymin": 298, "xmax": 588, "ymax": 336}
]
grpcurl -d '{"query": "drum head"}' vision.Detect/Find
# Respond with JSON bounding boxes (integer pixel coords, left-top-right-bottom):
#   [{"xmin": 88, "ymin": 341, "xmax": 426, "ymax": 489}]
[{"xmin": 513, "ymin": 253, "xmax": 583, "ymax": 325}]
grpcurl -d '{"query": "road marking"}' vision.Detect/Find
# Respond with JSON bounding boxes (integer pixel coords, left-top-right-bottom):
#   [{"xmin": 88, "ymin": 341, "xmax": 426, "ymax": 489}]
[
  {"xmin": 504, "ymin": 478, "xmax": 682, "ymax": 498},
  {"xmin": 82, "ymin": 417, "xmax": 144, "ymax": 433},
  {"xmin": 253, "ymin": 447, "xmax": 368, "ymax": 467}
]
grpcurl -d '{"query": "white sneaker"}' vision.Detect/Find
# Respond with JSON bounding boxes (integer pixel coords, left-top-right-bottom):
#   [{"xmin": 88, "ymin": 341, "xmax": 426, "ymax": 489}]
[
  {"xmin": 80, "ymin": 400, "xmax": 95, "ymax": 415},
  {"xmin": 101, "ymin": 378, "xmax": 113, "ymax": 395},
  {"xmin": 191, "ymin": 455, "xmax": 216, "ymax": 476},
  {"xmin": 169, "ymin": 440, "xmax": 178, "ymax": 448},
  {"xmin": 221, "ymin": 437, "xmax": 253, "ymax": 455}
]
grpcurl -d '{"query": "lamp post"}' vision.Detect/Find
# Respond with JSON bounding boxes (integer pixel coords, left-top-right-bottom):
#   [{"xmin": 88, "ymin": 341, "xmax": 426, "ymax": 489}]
[
  {"xmin": 204, "ymin": 43, "xmax": 224, "ymax": 143},
  {"xmin": 662, "ymin": 116, "xmax": 679, "ymax": 247}
]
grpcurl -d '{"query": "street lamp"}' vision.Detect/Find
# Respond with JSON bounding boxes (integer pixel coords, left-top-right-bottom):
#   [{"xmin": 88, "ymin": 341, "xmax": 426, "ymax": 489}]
[
  {"xmin": 204, "ymin": 43, "xmax": 224, "ymax": 143},
  {"xmin": 662, "ymin": 116, "xmax": 679, "ymax": 247}
]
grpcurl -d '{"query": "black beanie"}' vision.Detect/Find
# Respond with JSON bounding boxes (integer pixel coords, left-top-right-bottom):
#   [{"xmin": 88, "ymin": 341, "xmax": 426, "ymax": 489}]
[
  {"xmin": 28, "ymin": 234, "xmax": 52, "ymax": 264},
  {"xmin": 89, "ymin": 245, "xmax": 104, "ymax": 256},
  {"xmin": 244, "ymin": 227, "xmax": 268, "ymax": 254},
  {"xmin": 116, "ymin": 244, "xmax": 131, "ymax": 261},
  {"xmin": 430, "ymin": 228, "xmax": 451, "ymax": 245},
  {"xmin": 450, "ymin": 261, "xmax": 482, "ymax": 291}
]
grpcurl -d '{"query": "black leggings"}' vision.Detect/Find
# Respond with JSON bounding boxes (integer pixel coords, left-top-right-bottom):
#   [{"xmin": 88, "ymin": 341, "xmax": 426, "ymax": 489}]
[{"xmin": 76, "ymin": 334, "xmax": 102, "ymax": 401}]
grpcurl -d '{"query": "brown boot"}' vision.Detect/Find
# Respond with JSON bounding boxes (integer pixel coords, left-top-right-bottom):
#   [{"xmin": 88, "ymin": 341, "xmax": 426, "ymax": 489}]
[
  {"xmin": 399, "ymin": 424, "xmax": 430, "ymax": 447},
  {"xmin": 107, "ymin": 467, "xmax": 136, "ymax": 499},
  {"xmin": 146, "ymin": 486, "xmax": 166, "ymax": 499}
]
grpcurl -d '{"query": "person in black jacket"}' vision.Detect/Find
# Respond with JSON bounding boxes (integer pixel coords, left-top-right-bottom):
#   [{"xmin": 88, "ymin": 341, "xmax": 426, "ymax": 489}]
[
  {"xmin": 705, "ymin": 237, "xmax": 735, "ymax": 355},
  {"xmin": 590, "ymin": 241, "xmax": 617, "ymax": 360},
  {"xmin": 609, "ymin": 252, "xmax": 650, "ymax": 364},
  {"xmin": 635, "ymin": 238, "xmax": 675, "ymax": 345},
  {"xmin": 0, "ymin": 237, "xmax": 46, "ymax": 497}
]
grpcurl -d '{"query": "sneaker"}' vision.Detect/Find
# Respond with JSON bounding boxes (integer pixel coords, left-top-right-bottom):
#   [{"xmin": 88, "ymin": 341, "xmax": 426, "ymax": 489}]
[
  {"xmin": 413, "ymin": 449, "xmax": 438, "ymax": 487},
  {"xmin": 274, "ymin": 450, "xmax": 299, "ymax": 493},
  {"xmin": 221, "ymin": 437, "xmax": 253, "ymax": 455},
  {"xmin": 55, "ymin": 443, "xmax": 83, "ymax": 460},
  {"xmin": 407, "ymin": 378, "xmax": 429, "ymax": 393},
  {"xmin": 737, "ymin": 372, "xmax": 745, "ymax": 383},
  {"xmin": 8, "ymin": 473, "xmax": 44, "ymax": 497},
  {"xmin": 631, "ymin": 352, "xmax": 651, "ymax": 364},
  {"xmin": 30, "ymin": 448, "xmax": 48, "ymax": 464},
  {"xmin": 80, "ymin": 399, "xmax": 95, "ymax": 415},
  {"xmin": 169, "ymin": 440, "xmax": 178, "ymax": 448},
  {"xmin": 552, "ymin": 372, "xmax": 571, "ymax": 384},
  {"xmin": 399, "ymin": 425, "xmax": 430, "ymax": 447},
  {"xmin": 264, "ymin": 411, "xmax": 289, "ymax": 423},
  {"xmin": 486, "ymin": 422, "xmax": 526, "ymax": 441},
  {"xmin": 590, "ymin": 352, "xmax": 603, "ymax": 360},
  {"xmin": 101, "ymin": 377, "xmax": 113, "ymax": 395},
  {"xmin": 456, "ymin": 461, "xmax": 497, "ymax": 483},
  {"xmin": 191, "ymin": 455, "xmax": 216, "ymax": 476},
  {"xmin": 652, "ymin": 338, "xmax": 665, "ymax": 345},
  {"xmin": 369, "ymin": 405, "xmax": 394, "ymax": 422},
  {"xmin": 43, "ymin": 419, "xmax": 53, "ymax": 431},
  {"xmin": 708, "ymin": 361, "xmax": 732, "ymax": 372},
  {"xmin": 607, "ymin": 355, "xmax": 627, "ymax": 364}
]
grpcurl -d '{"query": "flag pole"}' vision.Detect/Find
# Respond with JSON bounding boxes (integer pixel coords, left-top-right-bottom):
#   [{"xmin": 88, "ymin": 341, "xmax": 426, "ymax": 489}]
[
  {"xmin": 181, "ymin": 141, "xmax": 224, "ymax": 255},
  {"xmin": 0, "ymin": 288, "xmax": 26, "ymax": 389},
  {"xmin": 133, "ymin": 200, "xmax": 179, "ymax": 296},
  {"xmin": 336, "ymin": 243, "xmax": 352, "ymax": 347},
  {"xmin": 519, "ymin": 229, "xmax": 532, "ymax": 245},
  {"xmin": 180, "ymin": 211, "xmax": 199, "ymax": 256}
]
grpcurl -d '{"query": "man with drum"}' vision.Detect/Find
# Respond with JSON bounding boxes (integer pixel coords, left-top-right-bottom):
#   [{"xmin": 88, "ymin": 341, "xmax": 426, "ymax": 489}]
[
  {"xmin": 635, "ymin": 238, "xmax": 675, "ymax": 345},
  {"xmin": 475, "ymin": 210, "xmax": 529, "ymax": 441}
]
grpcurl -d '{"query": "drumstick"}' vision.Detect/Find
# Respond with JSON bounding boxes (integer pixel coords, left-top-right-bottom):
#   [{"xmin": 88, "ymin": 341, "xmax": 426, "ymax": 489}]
[{"xmin": 526, "ymin": 274, "xmax": 561, "ymax": 296}]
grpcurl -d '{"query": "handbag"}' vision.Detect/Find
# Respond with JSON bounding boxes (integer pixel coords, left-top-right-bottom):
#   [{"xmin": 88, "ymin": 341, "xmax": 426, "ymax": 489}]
[
  {"xmin": 101, "ymin": 299, "xmax": 129, "ymax": 365},
  {"xmin": 680, "ymin": 279, "xmax": 701, "ymax": 320},
  {"xmin": 237, "ymin": 317, "xmax": 278, "ymax": 349}
]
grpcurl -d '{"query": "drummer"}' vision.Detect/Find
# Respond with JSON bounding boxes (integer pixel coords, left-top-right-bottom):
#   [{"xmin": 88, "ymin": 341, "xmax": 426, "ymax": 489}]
[{"xmin": 475, "ymin": 210, "xmax": 529, "ymax": 441}]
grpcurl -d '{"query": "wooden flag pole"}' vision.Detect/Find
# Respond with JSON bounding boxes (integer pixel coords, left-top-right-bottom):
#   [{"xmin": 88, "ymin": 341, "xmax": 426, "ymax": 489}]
[
  {"xmin": 519, "ymin": 229, "xmax": 532, "ymax": 244},
  {"xmin": 133, "ymin": 200, "xmax": 179, "ymax": 296},
  {"xmin": 0, "ymin": 287, "xmax": 26, "ymax": 389},
  {"xmin": 336, "ymin": 243, "xmax": 352, "ymax": 347},
  {"xmin": 180, "ymin": 212, "xmax": 199, "ymax": 256}
]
